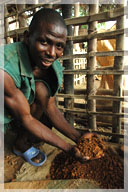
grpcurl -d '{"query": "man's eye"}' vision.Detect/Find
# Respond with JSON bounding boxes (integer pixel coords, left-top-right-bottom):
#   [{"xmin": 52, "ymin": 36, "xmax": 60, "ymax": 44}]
[
  {"xmin": 40, "ymin": 40, "xmax": 47, "ymax": 45},
  {"xmin": 56, "ymin": 43, "xmax": 64, "ymax": 49}
]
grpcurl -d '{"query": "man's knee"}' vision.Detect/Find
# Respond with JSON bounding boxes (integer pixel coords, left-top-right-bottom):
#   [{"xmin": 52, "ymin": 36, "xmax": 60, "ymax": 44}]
[
  {"xmin": 31, "ymin": 82, "xmax": 50, "ymax": 115},
  {"xmin": 35, "ymin": 81, "xmax": 50, "ymax": 102}
]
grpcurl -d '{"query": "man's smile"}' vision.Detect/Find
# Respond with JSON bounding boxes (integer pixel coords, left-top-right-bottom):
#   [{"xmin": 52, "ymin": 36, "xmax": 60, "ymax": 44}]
[{"xmin": 40, "ymin": 58, "xmax": 54, "ymax": 67}]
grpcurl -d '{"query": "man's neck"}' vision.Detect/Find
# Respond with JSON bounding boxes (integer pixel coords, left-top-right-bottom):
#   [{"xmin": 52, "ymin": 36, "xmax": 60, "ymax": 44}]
[{"xmin": 32, "ymin": 66, "xmax": 49, "ymax": 79}]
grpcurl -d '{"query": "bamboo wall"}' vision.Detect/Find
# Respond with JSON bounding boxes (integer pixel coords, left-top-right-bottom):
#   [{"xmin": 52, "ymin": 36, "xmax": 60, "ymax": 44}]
[{"xmin": 4, "ymin": 3, "xmax": 128, "ymax": 143}]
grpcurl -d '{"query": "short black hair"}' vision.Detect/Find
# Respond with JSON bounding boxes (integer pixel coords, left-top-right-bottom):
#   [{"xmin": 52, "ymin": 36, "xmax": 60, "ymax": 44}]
[{"xmin": 29, "ymin": 8, "xmax": 67, "ymax": 35}]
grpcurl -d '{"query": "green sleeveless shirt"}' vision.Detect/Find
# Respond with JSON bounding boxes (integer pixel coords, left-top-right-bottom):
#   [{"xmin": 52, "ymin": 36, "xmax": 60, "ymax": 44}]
[{"xmin": 0, "ymin": 41, "xmax": 64, "ymax": 130}]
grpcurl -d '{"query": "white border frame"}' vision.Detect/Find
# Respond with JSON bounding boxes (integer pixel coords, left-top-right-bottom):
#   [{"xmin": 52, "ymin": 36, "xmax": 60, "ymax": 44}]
[{"xmin": 0, "ymin": 0, "xmax": 127, "ymax": 191}]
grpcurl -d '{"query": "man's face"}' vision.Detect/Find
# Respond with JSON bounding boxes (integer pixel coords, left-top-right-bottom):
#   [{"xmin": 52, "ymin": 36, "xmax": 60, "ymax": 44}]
[{"xmin": 27, "ymin": 21, "xmax": 67, "ymax": 69}]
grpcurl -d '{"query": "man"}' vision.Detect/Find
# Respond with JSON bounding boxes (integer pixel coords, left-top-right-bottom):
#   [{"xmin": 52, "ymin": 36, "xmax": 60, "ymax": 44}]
[{"xmin": 0, "ymin": 8, "xmax": 96, "ymax": 166}]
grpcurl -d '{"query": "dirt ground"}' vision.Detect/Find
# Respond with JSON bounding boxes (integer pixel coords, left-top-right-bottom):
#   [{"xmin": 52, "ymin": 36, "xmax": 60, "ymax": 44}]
[{"xmin": 4, "ymin": 128, "xmax": 100, "ymax": 189}]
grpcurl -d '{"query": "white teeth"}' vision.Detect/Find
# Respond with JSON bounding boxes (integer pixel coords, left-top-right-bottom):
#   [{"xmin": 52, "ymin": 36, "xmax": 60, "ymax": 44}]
[{"xmin": 45, "ymin": 61, "xmax": 50, "ymax": 64}]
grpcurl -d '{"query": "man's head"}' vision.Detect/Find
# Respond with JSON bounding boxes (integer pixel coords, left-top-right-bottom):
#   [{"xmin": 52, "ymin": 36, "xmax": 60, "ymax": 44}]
[{"xmin": 24, "ymin": 8, "xmax": 67, "ymax": 69}]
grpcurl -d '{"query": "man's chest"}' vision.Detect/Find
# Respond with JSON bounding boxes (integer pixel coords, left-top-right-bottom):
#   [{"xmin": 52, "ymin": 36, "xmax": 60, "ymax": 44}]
[{"xmin": 32, "ymin": 67, "xmax": 49, "ymax": 80}]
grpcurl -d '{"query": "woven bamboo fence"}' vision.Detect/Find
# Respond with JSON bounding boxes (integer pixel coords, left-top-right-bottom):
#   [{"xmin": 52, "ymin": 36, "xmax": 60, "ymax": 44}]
[{"xmin": 3, "ymin": 2, "xmax": 128, "ymax": 143}]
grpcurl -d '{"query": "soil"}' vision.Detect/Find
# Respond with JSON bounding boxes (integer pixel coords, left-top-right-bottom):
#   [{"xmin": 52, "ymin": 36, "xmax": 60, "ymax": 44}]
[{"xmin": 50, "ymin": 135, "xmax": 124, "ymax": 189}]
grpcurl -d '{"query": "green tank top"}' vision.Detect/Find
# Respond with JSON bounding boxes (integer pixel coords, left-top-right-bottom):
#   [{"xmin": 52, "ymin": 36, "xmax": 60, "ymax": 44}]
[{"xmin": 0, "ymin": 41, "xmax": 64, "ymax": 127}]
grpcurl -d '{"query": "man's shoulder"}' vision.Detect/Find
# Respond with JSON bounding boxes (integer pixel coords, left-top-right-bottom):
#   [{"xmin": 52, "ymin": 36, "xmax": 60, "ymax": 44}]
[
  {"xmin": 4, "ymin": 41, "xmax": 21, "ymax": 48},
  {"xmin": 4, "ymin": 42, "xmax": 26, "ymax": 63},
  {"xmin": 4, "ymin": 42, "xmax": 23, "ymax": 53}
]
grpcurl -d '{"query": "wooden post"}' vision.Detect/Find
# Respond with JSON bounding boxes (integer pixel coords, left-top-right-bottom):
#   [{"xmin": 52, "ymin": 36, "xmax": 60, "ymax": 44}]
[
  {"xmin": 73, "ymin": 3, "xmax": 80, "ymax": 51},
  {"xmin": 62, "ymin": 4, "xmax": 74, "ymax": 126},
  {"xmin": 112, "ymin": 4, "xmax": 124, "ymax": 143},
  {"xmin": 17, "ymin": 4, "xmax": 27, "ymax": 41},
  {"xmin": 87, "ymin": 2, "xmax": 99, "ymax": 130},
  {"xmin": 4, "ymin": 5, "xmax": 11, "ymax": 44},
  {"xmin": 17, "ymin": 4, "xmax": 27, "ymax": 28}
]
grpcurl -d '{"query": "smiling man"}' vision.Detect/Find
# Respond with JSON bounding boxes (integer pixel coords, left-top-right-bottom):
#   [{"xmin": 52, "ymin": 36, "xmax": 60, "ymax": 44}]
[{"xmin": 0, "ymin": 8, "xmax": 95, "ymax": 166}]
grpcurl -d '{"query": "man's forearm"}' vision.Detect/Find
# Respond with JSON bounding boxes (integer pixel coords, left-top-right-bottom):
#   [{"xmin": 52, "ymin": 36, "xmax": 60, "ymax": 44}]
[
  {"xmin": 21, "ymin": 114, "xmax": 72, "ymax": 152},
  {"xmin": 46, "ymin": 104, "xmax": 81, "ymax": 142}
]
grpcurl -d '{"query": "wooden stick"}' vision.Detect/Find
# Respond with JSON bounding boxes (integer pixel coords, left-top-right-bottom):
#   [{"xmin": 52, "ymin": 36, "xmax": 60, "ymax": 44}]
[{"xmin": 112, "ymin": 4, "xmax": 124, "ymax": 143}]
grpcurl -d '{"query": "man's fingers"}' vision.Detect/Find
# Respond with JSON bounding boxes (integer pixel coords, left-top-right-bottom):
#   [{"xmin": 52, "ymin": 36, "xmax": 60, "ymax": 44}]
[
  {"xmin": 82, "ymin": 132, "xmax": 94, "ymax": 139},
  {"xmin": 73, "ymin": 147, "xmax": 89, "ymax": 162}
]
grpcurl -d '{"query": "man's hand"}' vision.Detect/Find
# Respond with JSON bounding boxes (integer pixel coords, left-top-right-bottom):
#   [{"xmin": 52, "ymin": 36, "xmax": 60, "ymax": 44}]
[
  {"xmin": 79, "ymin": 132, "xmax": 95, "ymax": 140},
  {"xmin": 68, "ymin": 145, "xmax": 90, "ymax": 162},
  {"xmin": 76, "ymin": 132, "xmax": 105, "ymax": 161}
]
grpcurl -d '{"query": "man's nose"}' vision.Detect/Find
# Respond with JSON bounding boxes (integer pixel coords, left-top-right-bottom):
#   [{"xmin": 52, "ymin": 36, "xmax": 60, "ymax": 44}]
[{"xmin": 47, "ymin": 45, "xmax": 56, "ymax": 58}]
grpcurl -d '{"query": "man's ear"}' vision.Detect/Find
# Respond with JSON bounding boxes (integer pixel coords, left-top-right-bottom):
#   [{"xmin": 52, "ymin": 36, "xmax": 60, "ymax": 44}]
[{"xmin": 24, "ymin": 30, "xmax": 29, "ymax": 45}]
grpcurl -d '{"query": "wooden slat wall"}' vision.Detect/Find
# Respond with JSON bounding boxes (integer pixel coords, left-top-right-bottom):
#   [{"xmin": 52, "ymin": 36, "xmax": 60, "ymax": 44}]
[{"xmin": 4, "ymin": 3, "xmax": 128, "ymax": 142}]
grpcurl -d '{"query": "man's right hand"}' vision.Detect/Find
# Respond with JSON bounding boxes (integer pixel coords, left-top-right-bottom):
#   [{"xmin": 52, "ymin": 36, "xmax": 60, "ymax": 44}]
[{"xmin": 68, "ymin": 145, "xmax": 90, "ymax": 162}]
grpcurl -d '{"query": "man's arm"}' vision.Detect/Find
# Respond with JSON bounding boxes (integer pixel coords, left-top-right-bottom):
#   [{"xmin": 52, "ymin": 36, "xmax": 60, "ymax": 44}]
[
  {"xmin": 2, "ymin": 71, "xmax": 96, "ymax": 162},
  {"xmin": 46, "ymin": 96, "xmax": 81, "ymax": 143},
  {"xmin": 3, "ymin": 70, "xmax": 72, "ymax": 152}
]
